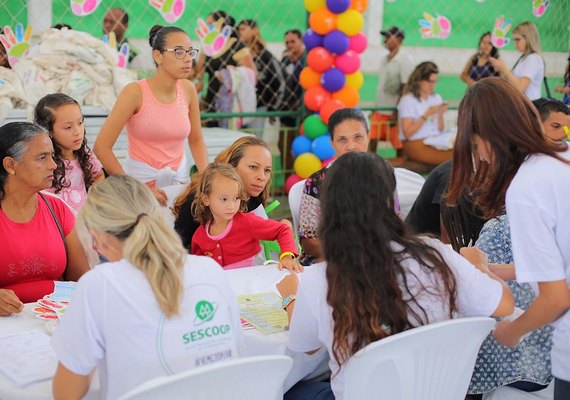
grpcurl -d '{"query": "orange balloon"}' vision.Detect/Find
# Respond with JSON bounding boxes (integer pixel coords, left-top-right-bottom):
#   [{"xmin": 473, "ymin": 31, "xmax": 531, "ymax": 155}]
[
  {"xmin": 320, "ymin": 99, "xmax": 345, "ymax": 124},
  {"xmin": 332, "ymin": 85, "xmax": 360, "ymax": 108},
  {"xmin": 305, "ymin": 85, "xmax": 332, "ymax": 111},
  {"xmin": 309, "ymin": 8, "xmax": 337, "ymax": 35},
  {"xmin": 350, "ymin": 0, "xmax": 368, "ymax": 12},
  {"xmin": 299, "ymin": 67, "xmax": 322, "ymax": 90}
]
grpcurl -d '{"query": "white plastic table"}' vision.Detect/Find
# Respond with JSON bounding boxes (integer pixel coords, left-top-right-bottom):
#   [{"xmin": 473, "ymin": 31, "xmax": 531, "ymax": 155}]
[{"xmin": 0, "ymin": 265, "xmax": 328, "ymax": 399}]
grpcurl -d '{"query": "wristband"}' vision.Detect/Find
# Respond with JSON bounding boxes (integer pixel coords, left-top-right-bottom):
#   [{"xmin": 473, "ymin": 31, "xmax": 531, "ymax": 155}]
[
  {"xmin": 421, "ymin": 115, "xmax": 428, "ymax": 121},
  {"xmin": 279, "ymin": 251, "xmax": 295, "ymax": 261},
  {"xmin": 281, "ymin": 294, "xmax": 296, "ymax": 310}
]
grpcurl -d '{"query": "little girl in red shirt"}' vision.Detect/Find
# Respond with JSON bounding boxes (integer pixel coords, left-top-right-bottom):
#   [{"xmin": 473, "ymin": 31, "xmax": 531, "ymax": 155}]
[{"xmin": 191, "ymin": 162, "xmax": 302, "ymax": 271}]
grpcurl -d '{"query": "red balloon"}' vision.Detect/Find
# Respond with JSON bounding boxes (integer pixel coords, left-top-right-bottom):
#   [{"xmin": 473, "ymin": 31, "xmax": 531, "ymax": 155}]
[
  {"xmin": 307, "ymin": 47, "xmax": 334, "ymax": 73},
  {"xmin": 304, "ymin": 85, "xmax": 332, "ymax": 111},
  {"xmin": 320, "ymin": 99, "xmax": 345, "ymax": 124},
  {"xmin": 285, "ymin": 174, "xmax": 304, "ymax": 194}
]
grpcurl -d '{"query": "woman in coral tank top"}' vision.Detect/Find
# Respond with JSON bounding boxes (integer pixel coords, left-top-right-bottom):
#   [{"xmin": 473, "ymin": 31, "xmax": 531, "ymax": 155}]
[{"xmin": 95, "ymin": 25, "xmax": 208, "ymax": 205}]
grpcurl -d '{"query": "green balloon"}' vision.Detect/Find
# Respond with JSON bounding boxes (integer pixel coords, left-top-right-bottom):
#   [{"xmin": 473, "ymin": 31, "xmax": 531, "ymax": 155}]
[{"xmin": 304, "ymin": 115, "xmax": 328, "ymax": 139}]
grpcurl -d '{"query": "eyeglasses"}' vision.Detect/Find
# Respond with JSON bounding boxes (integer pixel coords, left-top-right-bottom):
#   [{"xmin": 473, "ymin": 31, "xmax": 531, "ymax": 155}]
[{"xmin": 162, "ymin": 48, "xmax": 199, "ymax": 60}]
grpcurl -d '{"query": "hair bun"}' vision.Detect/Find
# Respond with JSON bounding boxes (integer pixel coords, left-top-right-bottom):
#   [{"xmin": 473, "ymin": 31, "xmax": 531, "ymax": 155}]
[{"xmin": 149, "ymin": 25, "xmax": 164, "ymax": 47}]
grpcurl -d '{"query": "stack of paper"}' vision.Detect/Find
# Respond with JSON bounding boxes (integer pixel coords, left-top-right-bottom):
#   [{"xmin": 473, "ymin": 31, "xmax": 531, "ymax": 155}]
[
  {"xmin": 238, "ymin": 292, "xmax": 289, "ymax": 334},
  {"xmin": 0, "ymin": 329, "xmax": 58, "ymax": 388}
]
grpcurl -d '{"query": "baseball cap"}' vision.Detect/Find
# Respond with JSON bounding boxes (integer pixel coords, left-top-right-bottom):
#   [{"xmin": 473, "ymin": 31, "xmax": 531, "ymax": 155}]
[{"xmin": 380, "ymin": 26, "xmax": 405, "ymax": 39}]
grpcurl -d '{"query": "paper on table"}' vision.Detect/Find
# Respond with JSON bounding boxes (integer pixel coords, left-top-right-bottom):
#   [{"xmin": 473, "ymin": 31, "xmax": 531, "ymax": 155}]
[
  {"xmin": 238, "ymin": 292, "xmax": 289, "ymax": 334},
  {"xmin": 0, "ymin": 329, "xmax": 58, "ymax": 388}
]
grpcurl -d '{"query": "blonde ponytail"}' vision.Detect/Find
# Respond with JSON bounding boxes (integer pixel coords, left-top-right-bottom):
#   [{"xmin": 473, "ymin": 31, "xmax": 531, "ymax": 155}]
[{"xmin": 79, "ymin": 175, "xmax": 186, "ymax": 317}]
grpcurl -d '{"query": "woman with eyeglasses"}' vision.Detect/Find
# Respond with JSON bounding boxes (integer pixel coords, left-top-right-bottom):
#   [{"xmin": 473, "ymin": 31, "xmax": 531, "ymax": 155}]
[
  {"xmin": 94, "ymin": 25, "xmax": 208, "ymax": 206},
  {"xmin": 398, "ymin": 61, "xmax": 452, "ymax": 165},
  {"xmin": 489, "ymin": 21, "xmax": 544, "ymax": 101}
]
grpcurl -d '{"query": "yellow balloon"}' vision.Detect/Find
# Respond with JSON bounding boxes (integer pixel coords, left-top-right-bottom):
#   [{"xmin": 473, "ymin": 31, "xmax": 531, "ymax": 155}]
[
  {"xmin": 304, "ymin": 0, "xmax": 326, "ymax": 12},
  {"xmin": 294, "ymin": 153, "xmax": 323, "ymax": 179},
  {"xmin": 337, "ymin": 9, "xmax": 364, "ymax": 36},
  {"xmin": 345, "ymin": 71, "xmax": 364, "ymax": 90}
]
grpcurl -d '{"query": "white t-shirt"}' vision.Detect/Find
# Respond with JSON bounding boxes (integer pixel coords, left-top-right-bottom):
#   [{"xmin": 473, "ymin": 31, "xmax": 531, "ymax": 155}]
[
  {"xmin": 512, "ymin": 53, "xmax": 544, "ymax": 101},
  {"xmin": 375, "ymin": 49, "xmax": 413, "ymax": 112},
  {"xmin": 287, "ymin": 239, "xmax": 502, "ymax": 400},
  {"xmin": 506, "ymin": 149, "xmax": 570, "ymax": 381},
  {"xmin": 52, "ymin": 255, "xmax": 243, "ymax": 399},
  {"xmin": 398, "ymin": 93, "xmax": 443, "ymax": 141}
]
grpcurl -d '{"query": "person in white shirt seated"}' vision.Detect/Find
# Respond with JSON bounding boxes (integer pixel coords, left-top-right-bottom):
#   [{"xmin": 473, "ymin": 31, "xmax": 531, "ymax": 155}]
[
  {"xmin": 277, "ymin": 152, "xmax": 514, "ymax": 400},
  {"xmin": 398, "ymin": 61, "xmax": 452, "ymax": 165},
  {"xmin": 52, "ymin": 175, "xmax": 243, "ymax": 400}
]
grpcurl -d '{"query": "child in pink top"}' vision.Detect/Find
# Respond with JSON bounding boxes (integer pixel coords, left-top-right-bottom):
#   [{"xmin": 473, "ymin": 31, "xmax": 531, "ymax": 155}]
[
  {"xmin": 35, "ymin": 93, "xmax": 104, "ymax": 212},
  {"xmin": 191, "ymin": 162, "xmax": 302, "ymax": 271}
]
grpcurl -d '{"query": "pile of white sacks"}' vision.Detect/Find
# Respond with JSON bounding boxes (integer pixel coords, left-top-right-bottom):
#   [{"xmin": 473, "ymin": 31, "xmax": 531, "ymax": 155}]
[{"xmin": 0, "ymin": 27, "xmax": 135, "ymax": 122}]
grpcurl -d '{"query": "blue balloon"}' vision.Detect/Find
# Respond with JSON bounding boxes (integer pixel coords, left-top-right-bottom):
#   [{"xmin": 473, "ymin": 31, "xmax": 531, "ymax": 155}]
[
  {"xmin": 326, "ymin": 0, "xmax": 350, "ymax": 14},
  {"xmin": 321, "ymin": 68, "xmax": 346, "ymax": 92},
  {"xmin": 323, "ymin": 30, "xmax": 349, "ymax": 54},
  {"xmin": 292, "ymin": 135, "xmax": 313, "ymax": 158},
  {"xmin": 303, "ymin": 29, "xmax": 323, "ymax": 51},
  {"xmin": 312, "ymin": 135, "xmax": 335, "ymax": 161}
]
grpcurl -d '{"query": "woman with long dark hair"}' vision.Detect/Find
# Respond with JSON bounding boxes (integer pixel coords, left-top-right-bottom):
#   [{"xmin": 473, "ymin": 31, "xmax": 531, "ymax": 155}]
[
  {"xmin": 278, "ymin": 152, "xmax": 514, "ymax": 400},
  {"xmin": 447, "ymin": 77, "xmax": 570, "ymax": 400},
  {"xmin": 460, "ymin": 31, "xmax": 500, "ymax": 86}
]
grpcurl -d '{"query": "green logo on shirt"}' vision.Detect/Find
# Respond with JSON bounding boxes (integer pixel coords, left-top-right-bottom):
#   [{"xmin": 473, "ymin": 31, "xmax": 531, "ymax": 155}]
[{"xmin": 194, "ymin": 300, "xmax": 217, "ymax": 325}]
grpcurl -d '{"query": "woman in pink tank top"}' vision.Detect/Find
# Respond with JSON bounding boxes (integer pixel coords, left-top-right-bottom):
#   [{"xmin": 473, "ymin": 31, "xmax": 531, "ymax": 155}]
[{"xmin": 95, "ymin": 25, "xmax": 208, "ymax": 205}]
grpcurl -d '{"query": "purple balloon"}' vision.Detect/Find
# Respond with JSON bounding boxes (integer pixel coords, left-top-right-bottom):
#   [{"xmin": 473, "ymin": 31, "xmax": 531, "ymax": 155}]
[
  {"xmin": 321, "ymin": 68, "xmax": 346, "ymax": 92},
  {"xmin": 323, "ymin": 30, "xmax": 349, "ymax": 55},
  {"xmin": 326, "ymin": 0, "xmax": 350, "ymax": 13},
  {"xmin": 303, "ymin": 29, "xmax": 323, "ymax": 51}
]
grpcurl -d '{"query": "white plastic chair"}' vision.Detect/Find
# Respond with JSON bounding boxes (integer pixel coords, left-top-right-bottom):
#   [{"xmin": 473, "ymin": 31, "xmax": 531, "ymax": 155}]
[
  {"xmin": 343, "ymin": 317, "xmax": 496, "ymax": 400},
  {"xmin": 119, "ymin": 355, "xmax": 293, "ymax": 400},
  {"xmin": 288, "ymin": 179, "xmax": 306, "ymax": 236},
  {"xmin": 394, "ymin": 167, "xmax": 425, "ymax": 220}
]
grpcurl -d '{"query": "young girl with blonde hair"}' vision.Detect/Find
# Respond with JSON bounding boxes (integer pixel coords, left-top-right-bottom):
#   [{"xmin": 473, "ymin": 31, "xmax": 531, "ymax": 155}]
[{"xmin": 191, "ymin": 162, "xmax": 301, "ymax": 271}]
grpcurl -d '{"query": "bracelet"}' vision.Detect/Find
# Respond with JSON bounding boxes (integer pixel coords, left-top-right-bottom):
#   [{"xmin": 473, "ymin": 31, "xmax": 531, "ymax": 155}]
[
  {"xmin": 279, "ymin": 251, "xmax": 295, "ymax": 261},
  {"xmin": 421, "ymin": 115, "xmax": 428, "ymax": 121}
]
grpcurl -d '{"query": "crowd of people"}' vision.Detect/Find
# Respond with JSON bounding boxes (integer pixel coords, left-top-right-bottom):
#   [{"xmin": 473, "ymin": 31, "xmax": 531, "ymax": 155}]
[{"xmin": 0, "ymin": 8, "xmax": 569, "ymax": 400}]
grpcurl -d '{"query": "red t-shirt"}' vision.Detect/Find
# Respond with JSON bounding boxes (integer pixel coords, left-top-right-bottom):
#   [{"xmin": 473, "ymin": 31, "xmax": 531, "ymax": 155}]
[{"xmin": 0, "ymin": 194, "xmax": 75, "ymax": 302}]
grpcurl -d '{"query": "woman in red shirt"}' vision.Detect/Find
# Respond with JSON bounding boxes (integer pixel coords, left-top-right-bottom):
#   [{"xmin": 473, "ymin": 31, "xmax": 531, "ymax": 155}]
[{"xmin": 0, "ymin": 122, "xmax": 89, "ymax": 315}]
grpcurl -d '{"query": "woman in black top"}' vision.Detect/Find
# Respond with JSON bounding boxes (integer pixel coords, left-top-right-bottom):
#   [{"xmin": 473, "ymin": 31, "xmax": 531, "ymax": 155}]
[{"xmin": 173, "ymin": 136, "xmax": 273, "ymax": 248}]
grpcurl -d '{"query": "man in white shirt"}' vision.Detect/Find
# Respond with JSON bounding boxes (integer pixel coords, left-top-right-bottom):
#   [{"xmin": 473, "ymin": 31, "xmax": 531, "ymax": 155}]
[
  {"xmin": 373, "ymin": 27, "xmax": 413, "ymax": 152},
  {"xmin": 376, "ymin": 27, "xmax": 413, "ymax": 116}
]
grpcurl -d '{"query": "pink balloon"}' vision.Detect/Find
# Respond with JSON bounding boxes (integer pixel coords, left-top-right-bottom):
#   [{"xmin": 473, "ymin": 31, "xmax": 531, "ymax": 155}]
[
  {"xmin": 349, "ymin": 33, "xmax": 368, "ymax": 53},
  {"xmin": 285, "ymin": 174, "xmax": 304, "ymax": 194},
  {"xmin": 335, "ymin": 50, "xmax": 361, "ymax": 74}
]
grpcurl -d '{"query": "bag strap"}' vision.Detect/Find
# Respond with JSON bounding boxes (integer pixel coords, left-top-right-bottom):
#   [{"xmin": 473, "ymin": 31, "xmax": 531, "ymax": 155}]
[
  {"xmin": 39, "ymin": 192, "xmax": 65, "ymax": 243},
  {"xmin": 511, "ymin": 55, "xmax": 524, "ymax": 71},
  {"xmin": 544, "ymin": 76, "xmax": 552, "ymax": 98}
]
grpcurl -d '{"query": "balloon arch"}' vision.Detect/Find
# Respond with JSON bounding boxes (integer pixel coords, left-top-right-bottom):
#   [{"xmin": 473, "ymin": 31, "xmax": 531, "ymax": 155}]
[{"xmin": 286, "ymin": 0, "xmax": 368, "ymax": 193}]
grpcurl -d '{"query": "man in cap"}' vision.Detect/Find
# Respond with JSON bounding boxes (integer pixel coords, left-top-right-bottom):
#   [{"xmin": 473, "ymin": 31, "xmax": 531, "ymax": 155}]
[{"xmin": 372, "ymin": 26, "xmax": 413, "ymax": 151}]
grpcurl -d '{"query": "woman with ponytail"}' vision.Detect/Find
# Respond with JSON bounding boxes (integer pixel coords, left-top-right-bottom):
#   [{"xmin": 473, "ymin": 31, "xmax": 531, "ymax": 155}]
[
  {"xmin": 52, "ymin": 175, "xmax": 242, "ymax": 400},
  {"xmin": 95, "ymin": 25, "xmax": 208, "ymax": 206}
]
